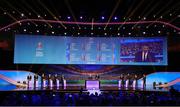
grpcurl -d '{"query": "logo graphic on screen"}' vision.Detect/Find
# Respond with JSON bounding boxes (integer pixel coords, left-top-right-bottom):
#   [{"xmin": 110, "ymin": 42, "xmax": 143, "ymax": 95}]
[
  {"xmin": 35, "ymin": 42, "xmax": 44, "ymax": 57},
  {"xmin": 37, "ymin": 42, "xmax": 43, "ymax": 50}
]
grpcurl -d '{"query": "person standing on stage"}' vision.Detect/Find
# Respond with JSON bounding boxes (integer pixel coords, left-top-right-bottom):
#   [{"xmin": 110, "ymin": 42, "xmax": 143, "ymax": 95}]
[
  {"xmin": 34, "ymin": 74, "xmax": 38, "ymax": 88},
  {"xmin": 41, "ymin": 73, "xmax": 46, "ymax": 88},
  {"xmin": 48, "ymin": 74, "xmax": 52, "ymax": 88},
  {"xmin": 27, "ymin": 73, "xmax": 32, "ymax": 88},
  {"xmin": 54, "ymin": 74, "xmax": 60, "ymax": 88},
  {"xmin": 119, "ymin": 74, "xmax": 123, "ymax": 87},
  {"xmin": 133, "ymin": 74, "xmax": 138, "ymax": 88},
  {"xmin": 121, "ymin": 74, "xmax": 124, "ymax": 88},
  {"xmin": 125, "ymin": 73, "xmax": 130, "ymax": 88},
  {"xmin": 61, "ymin": 75, "xmax": 64, "ymax": 88},
  {"xmin": 142, "ymin": 74, "xmax": 146, "ymax": 88}
]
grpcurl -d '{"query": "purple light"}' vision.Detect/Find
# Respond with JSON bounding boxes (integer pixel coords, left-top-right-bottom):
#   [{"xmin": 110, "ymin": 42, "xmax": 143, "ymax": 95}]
[
  {"xmin": 80, "ymin": 16, "xmax": 83, "ymax": 19},
  {"xmin": 101, "ymin": 16, "xmax": 105, "ymax": 20},
  {"xmin": 67, "ymin": 16, "xmax": 71, "ymax": 19},
  {"xmin": 114, "ymin": 16, "xmax": 117, "ymax": 20}
]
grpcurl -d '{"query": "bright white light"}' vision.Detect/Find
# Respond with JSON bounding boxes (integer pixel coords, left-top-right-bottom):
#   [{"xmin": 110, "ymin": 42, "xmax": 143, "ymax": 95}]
[
  {"xmin": 36, "ymin": 30, "xmax": 39, "ymax": 33},
  {"xmin": 64, "ymin": 32, "xmax": 67, "ymax": 35},
  {"xmin": 38, "ymin": 15, "xmax": 41, "ymax": 18},
  {"xmin": 114, "ymin": 16, "xmax": 117, "ymax": 20},
  {"xmin": 67, "ymin": 16, "xmax": 71, "ymax": 19},
  {"xmin": 101, "ymin": 16, "xmax": 105, "ymax": 20},
  {"xmin": 143, "ymin": 32, "xmax": 146, "ymax": 34},
  {"xmin": 21, "ymin": 13, "xmax": 24, "ymax": 17},
  {"xmin": 52, "ymin": 31, "xmax": 54, "ymax": 34},
  {"xmin": 87, "ymin": 89, "xmax": 102, "ymax": 96},
  {"xmin": 24, "ymin": 29, "xmax": 26, "ymax": 32}
]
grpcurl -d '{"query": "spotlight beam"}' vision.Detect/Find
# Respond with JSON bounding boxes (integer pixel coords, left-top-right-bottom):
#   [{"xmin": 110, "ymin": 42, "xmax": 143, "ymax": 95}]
[
  {"xmin": 37, "ymin": 0, "xmax": 66, "ymax": 28},
  {"xmin": 147, "ymin": 3, "xmax": 180, "ymax": 27},
  {"xmin": 0, "ymin": 19, "xmax": 179, "ymax": 32},
  {"xmin": 65, "ymin": 0, "xmax": 80, "ymax": 28},
  {"xmin": 21, "ymin": 0, "xmax": 52, "ymax": 27},
  {"xmin": 104, "ymin": 0, "xmax": 122, "ymax": 29}
]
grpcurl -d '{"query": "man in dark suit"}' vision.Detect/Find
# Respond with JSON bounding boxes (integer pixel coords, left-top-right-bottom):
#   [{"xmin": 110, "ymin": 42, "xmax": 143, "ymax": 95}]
[
  {"xmin": 142, "ymin": 74, "xmax": 146, "ymax": 89},
  {"xmin": 134, "ymin": 45, "xmax": 155, "ymax": 62}
]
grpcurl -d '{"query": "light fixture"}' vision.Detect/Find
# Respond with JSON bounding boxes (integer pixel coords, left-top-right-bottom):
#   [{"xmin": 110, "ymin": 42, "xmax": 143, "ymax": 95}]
[
  {"xmin": 67, "ymin": 16, "xmax": 71, "ymax": 19},
  {"xmin": 101, "ymin": 16, "xmax": 105, "ymax": 20},
  {"xmin": 37, "ymin": 15, "xmax": 41, "ymax": 18},
  {"xmin": 21, "ymin": 13, "xmax": 24, "ymax": 17},
  {"xmin": 114, "ymin": 16, "xmax": 117, "ymax": 20}
]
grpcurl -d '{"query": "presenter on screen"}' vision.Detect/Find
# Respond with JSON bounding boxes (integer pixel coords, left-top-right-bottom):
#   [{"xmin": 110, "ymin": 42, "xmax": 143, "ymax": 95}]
[{"xmin": 134, "ymin": 45, "xmax": 155, "ymax": 62}]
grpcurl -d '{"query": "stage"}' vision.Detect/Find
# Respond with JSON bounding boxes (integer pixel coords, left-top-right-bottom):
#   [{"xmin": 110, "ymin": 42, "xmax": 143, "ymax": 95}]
[{"xmin": 0, "ymin": 84, "xmax": 170, "ymax": 93}]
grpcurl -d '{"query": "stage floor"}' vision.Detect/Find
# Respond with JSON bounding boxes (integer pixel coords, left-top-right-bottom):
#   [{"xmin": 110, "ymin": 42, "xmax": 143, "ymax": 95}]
[{"xmin": 0, "ymin": 85, "xmax": 170, "ymax": 92}]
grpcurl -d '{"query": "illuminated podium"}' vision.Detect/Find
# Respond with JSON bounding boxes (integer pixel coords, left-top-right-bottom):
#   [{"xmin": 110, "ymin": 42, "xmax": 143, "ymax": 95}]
[
  {"xmin": 118, "ymin": 80, "xmax": 122, "ymax": 87},
  {"xmin": 85, "ymin": 80, "xmax": 100, "ymax": 90},
  {"xmin": 56, "ymin": 79, "xmax": 60, "ymax": 88},
  {"xmin": 42, "ymin": 79, "xmax": 47, "ymax": 88},
  {"xmin": 125, "ymin": 79, "xmax": 129, "ymax": 88}
]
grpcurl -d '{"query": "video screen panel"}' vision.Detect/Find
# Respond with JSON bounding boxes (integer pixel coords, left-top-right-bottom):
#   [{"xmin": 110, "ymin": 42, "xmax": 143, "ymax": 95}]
[{"xmin": 14, "ymin": 34, "xmax": 167, "ymax": 65}]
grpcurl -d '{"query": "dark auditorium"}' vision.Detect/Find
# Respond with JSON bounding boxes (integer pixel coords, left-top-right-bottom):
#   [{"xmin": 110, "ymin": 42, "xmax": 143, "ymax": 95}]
[{"xmin": 0, "ymin": 0, "xmax": 179, "ymax": 106}]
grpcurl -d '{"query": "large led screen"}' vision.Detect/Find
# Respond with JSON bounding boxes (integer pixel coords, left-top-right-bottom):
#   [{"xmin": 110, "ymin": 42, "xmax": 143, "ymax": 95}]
[{"xmin": 14, "ymin": 35, "xmax": 167, "ymax": 65}]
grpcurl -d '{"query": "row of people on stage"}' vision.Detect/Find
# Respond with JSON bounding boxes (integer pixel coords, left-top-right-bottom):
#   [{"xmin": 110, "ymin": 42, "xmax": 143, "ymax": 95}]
[
  {"xmin": 26, "ymin": 73, "xmax": 146, "ymax": 89},
  {"xmin": 27, "ymin": 74, "xmax": 66, "ymax": 89},
  {"xmin": 118, "ymin": 74, "xmax": 146, "ymax": 88}
]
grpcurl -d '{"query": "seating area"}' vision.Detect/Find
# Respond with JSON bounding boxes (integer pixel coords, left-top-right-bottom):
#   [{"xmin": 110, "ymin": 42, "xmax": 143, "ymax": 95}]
[{"xmin": 0, "ymin": 88, "xmax": 179, "ymax": 106}]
